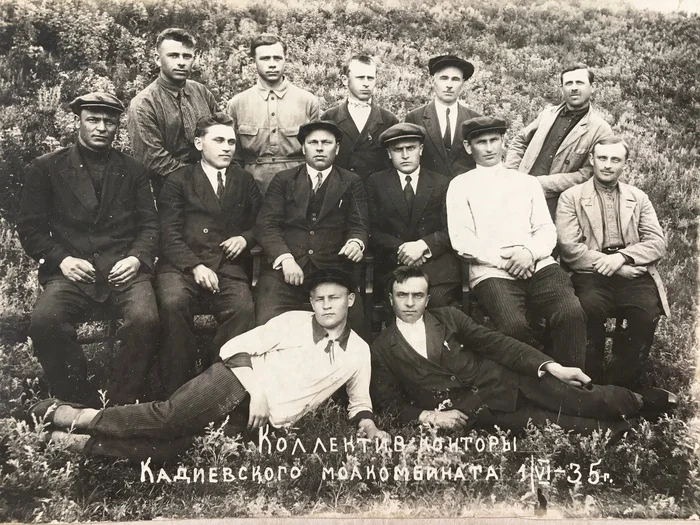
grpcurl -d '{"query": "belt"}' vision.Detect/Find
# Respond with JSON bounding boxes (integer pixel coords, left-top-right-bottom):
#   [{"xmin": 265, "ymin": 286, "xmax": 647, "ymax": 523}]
[
  {"xmin": 250, "ymin": 156, "xmax": 306, "ymax": 165},
  {"xmin": 601, "ymin": 246, "xmax": 625, "ymax": 255}
]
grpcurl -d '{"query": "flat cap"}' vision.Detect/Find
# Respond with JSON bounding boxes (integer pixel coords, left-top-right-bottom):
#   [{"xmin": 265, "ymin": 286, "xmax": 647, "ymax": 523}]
[
  {"xmin": 304, "ymin": 268, "xmax": 356, "ymax": 295},
  {"xmin": 461, "ymin": 116, "xmax": 508, "ymax": 140},
  {"xmin": 68, "ymin": 92, "xmax": 125, "ymax": 115},
  {"xmin": 428, "ymin": 54, "xmax": 474, "ymax": 80},
  {"xmin": 379, "ymin": 123, "xmax": 426, "ymax": 147},
  {"xmin": 297, "ymin": 120, "xmax": 343, "ymax": 144}
]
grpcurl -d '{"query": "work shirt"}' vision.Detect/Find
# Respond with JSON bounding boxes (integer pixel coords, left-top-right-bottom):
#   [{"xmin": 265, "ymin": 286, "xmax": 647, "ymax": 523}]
[
  {"xmin": 593, "ymin": 179, "xmax": 623, "ymax": 249},
  {"xmin": 529, "ymin": 105, "xmax": 589, "ymax": 177}
]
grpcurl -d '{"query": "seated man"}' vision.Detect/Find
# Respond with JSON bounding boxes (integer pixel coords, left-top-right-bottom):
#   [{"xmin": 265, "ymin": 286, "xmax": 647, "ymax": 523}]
[
  {"xmin": 156, "ymin": 113, "xmax": 263, "ymax": 395},
  {"xmin": 30, "ymin": 270, "xmax": 390, "ymax": 462},
  {"xmin": 17, "ymin": 92, "xmax": 159, "ymax": 407},
  {"xmin": 447, "ymin": 116, "xmax": 587, "ymax": 369},
  {"xmin": 367, "ymin": 123, "xmax": 460, "ymax": 308},
  {"xmin": 370, "ymin": 266, "xmax": 677, "ymax": 434},
  {"xmin": 556, "ymin": 136, "xmax": 669, "ymax": 387},
  {"xmin": 253, "ymin": 120, "xmax": 370, "ymax": 339}
]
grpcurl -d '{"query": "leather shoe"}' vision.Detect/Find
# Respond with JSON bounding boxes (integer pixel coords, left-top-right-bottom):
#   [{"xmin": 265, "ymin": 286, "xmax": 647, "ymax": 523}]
[
  {"xmin": 638, "ymin": 387, "xmax": 678, "ymax": 414},
  {"xmin": 26, "ymin": 398, "xmax": 87, "ymax": 427}
]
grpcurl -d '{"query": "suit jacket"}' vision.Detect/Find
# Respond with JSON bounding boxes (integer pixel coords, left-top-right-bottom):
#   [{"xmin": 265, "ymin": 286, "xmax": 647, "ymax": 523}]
[
  {"xmin": 370, "ymin": 307, "xmax": 552, "ymax": 423},
  {"xmin": 405, "ymin": 101, "xmax": 481, "ymax": 178},
  {"xmin": 157, "ymin": 163, "xmax": 263, "ymax": 280},
  {"xmin": 367, "ymin": 167, "xmax": 460, "ymax": 285},
  {"xmin": 253, "ymin": 164, "xmax": 369, "ymax": 269},
  {"xmin": 555, "ymin": 178, "xmax": 669, "ymax": 315},
  {"xmin": 321, "ymin": 101, "xmax": 399, "ymax": 182},
  {"xmin": 18, "ymin": 144, "xmax": 159, "ymax": 300},
  {"xmin": 504, "ymin": 103, "xmax": 614, "ymax": 199}
]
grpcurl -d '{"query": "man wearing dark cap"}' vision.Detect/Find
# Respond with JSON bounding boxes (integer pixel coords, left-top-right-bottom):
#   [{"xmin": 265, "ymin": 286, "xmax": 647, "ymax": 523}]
[
  {"xmin": 253, "ymin": 120, "xmax": 370, "ymax": 339},
  {"xmin": 321, "ymin": 55, "xmax": 399, "ymax": 183},
  {"xmin": 504, "ymin": 64, "xmax": 613, "ymax": 217},
  {"xmin": 128, "ymin": 28, "xmax": 218, "ymax": 194},
  {"xmin": 446, "ymin": 116, "xmax": 587, "ymax": 369},
  {"xmin": 367, "ymin": 122, "xmax": 461, "ymax": 308},
  {"xmin": 405, "ymin": 55, "xmax": 481, "ymax": 178},
  {"xmin": 18, "ymin": 92, "xmax": 160, "ymax": 407},
  {"xmin": 29, "ymin": 269, "xmax": 390, "ymax": 462}
]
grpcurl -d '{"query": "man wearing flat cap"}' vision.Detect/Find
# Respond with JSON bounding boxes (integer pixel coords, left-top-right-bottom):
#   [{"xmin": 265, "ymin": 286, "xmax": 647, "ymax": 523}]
[
  {"xmin": 253, "ymin": 120, "xmax": 370, "ymax": 340},
  {"xmin": 18, "ymin": 92, "xmax": 160, "ymax": 407},
  {"xmin": 405, "ymin": 55, "xmax": 481, "ymax": 179},
  {"xmin": 447, "ymin": 116, "xmax": 587, "ymax": 369},
  {"xmin": 367, "ymin": 122, "xmax": 461, "ymax": 309}
]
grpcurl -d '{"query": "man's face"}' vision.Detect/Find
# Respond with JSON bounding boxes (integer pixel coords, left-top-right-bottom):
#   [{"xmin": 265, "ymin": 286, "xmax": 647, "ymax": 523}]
[
  {"xmin": 156, "ymin": 39, "xmax": 195, "ymax": 84},
  {"xmin": 464, "ymin": 132, "xmax": 504, "ymax": 168},
  {"xmin": 390, "ymin": 276, "xmax": 430, "ymax": 324},
  {"xmin": 78, "ymin": 109, "xmax": 119, "ymax": 151},
  {"xmin": 195, "ymin": 124, "xmax": 236, "ymax": 170},
  {"xmin": 560, "ymin": 68, "xmax": 593, "ymax": 110},
  {"xmin": 343, "ymin": 60, "xmax": 377, "ymax": 102},
  {"xmin": 310, "ymin": 282, "xmax": 355, "ymax": 330},
  {"xmin": 591, "ymin": 142, "xmax": 627, "ymax": 185},
  {"xmin": 302, "ymin": 129, "xmax": 340, "ymax": 171},
  {"xmin": 432, "ymin": 66, "xmax": 465, "ymax": 105},
  {"xmin": 387, "ymin": 138, "xmax": 423, "ymax": 174},
  {"xmin": 254, "ymin": 42, "xmax": 286, "ymax": 85}
]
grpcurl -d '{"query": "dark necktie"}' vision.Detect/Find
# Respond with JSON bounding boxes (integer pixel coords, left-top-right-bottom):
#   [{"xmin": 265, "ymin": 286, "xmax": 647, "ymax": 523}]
[
  {"xmin": 313, "ymin": 172, "xmax": 323, "ymax": 194},
  {"xmin": 179, "ymin": 90, "xmax": 198, "ymax": 142},
  {"xmin": 404, "ymin": 175, "xmax": 415, "ymax": 210},
  {"xmin": 216, "ymin": 171, "xmax": 224, "ymax": 201},
  {"xmin": 443, "ymin": 107, "xmax": 452, "ymax": 151},
  {"xmin": 324, "ymin": 338, "xmax": 335, "ymax": 364}
]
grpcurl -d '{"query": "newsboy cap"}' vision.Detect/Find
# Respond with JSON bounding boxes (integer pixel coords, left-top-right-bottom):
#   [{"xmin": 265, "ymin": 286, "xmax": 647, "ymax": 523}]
[
  {"xmin": 304, "ymin": 268, "xmax": 356, "ymax": 295},
  {"xmin": 428, "ymin": 54, "xmax": 475, "ymax": 80},
  {"xmin": 461, "ymin": 116, "xmax": 508, "ymax": 140},
  {"xmin": 68, "ymin": 92, "xmax": 125, "ymax": 115},
  {"xmin": 297, "ymin": 120, "xmax": 343, "ymax": 145},
  {"xmin": 379, "ymin": 123, "xmax": 426, "ymax": 147}
]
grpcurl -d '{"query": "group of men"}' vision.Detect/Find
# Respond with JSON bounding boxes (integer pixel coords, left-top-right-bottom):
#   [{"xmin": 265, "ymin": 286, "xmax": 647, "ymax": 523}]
[{"xmin": 19, "ymin": 28, "xmax": 675, "ymax": 461}]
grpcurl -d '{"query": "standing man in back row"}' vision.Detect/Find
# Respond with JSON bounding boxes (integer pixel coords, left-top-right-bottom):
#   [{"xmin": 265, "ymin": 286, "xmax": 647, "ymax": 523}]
[{"xmin": 226, "ymin": 34, "xmax": 319, "ymax": 193}]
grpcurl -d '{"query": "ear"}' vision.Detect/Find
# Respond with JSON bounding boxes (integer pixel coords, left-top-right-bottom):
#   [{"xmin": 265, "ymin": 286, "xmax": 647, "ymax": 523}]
[
  {"xmin": 463, "ymin": 140, "xmax": 472, "ymax": 155},
  {"xmin": 419, "ymin": 143, "xmax": 424, "ymax": 156},
  {"xmin": 341, "ymin": 74, "xmax": 349, "ymax": 89},
  {"xmin": 154, "ymin": 49, "xmax": 161, "ymax": 68},
  {"xmin": 334, "ymin": 142, "xmax": 340, "ymax": 155},
  {"xmin": 347, "ymin": 291, "xmax": 356, "ymax": 308},
  {"xmin": 194, "ymin": 136, "xmax": 203, "ymax": 152},
  {"xmin": 301, "ymin": 143, "xmax": 307, "ymax": 156}
]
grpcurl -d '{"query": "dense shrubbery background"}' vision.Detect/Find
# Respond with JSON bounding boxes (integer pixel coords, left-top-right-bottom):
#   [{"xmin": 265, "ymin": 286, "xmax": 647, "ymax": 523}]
[{"xmin": 0, "ymin": 0, "xmax": 698, "ymax": 519}]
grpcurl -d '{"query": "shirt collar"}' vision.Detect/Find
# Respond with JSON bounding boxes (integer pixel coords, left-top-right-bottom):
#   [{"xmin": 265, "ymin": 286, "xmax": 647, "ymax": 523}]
[
  {"xmin": 200, "ymin": 159, "xmax": 224, "ymax": 179},
  {"xmin": 77, "ymin": 140, "xmax": 110, "ymax": 163},
  {"xmin": 312, "ymin": 315, "xmax": 351, "ymax": 350},
  {"xmin": 395, "ymin": 315, "xmax": 425, "ymax": 330},
  {"xmin": 347, "ymin": 95, "xmax": 372, "ymax": 109},
  {"xmin": 157, "ymin": 75, "xmax": 191, "ymax": 97},
  {"xmin": 593, "ymin": 177, "xmax": 619, "ymax": 193},
  {"xmin": 256, "ymin": 77, "xmax": 290, "ymax": 100},
  {"xmin": 474, "ymin": 162, "xmax": 504, "ymax": 174},
  {"xmin": 306, "ymin": 165, "xmax": 333, "ymax": 178},
  {"xmin": 398, "ymin": 166, "xmax": 420, "ymax": 180},
  {"xmin": 562, "ymin": 104, "xmax": 590, "ymax": 117},
  {"xmin": 434, "ymin": 99, "xmax": 459, "ymax": 114}
]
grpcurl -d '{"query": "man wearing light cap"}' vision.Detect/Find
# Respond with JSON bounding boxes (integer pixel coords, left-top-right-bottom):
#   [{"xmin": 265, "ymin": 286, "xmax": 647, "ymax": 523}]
[
  {"xmin": 18, "ymin": 92, "xmax": 160, "ymax": 407},
  {"xmin": 405, "ymin": 54, "xmax": 481, "ymax": 178},
  {"xmin": 446, "ymin": 116, "xmax": 587, "ymax": 369},
  {"xmin": 367, "ymin": 122, "xmax": 461, "ymax": 308}
]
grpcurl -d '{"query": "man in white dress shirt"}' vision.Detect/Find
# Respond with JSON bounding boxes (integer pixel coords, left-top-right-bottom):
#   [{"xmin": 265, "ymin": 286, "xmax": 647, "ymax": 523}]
[{"xmin": 446, "ymin": 117, "xmax": 587, "ymax": 369}]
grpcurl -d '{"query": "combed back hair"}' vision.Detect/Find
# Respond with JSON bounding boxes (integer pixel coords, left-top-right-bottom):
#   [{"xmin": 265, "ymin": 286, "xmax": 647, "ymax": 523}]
[
  {"xmin": 592, "ymin": 135, "xmax": 630, "ymax": 160},
  {"xmin": 156, "ymin": 28, "xmax": 196, "ymax": 50},
  {"xmin": 388, "ymin": 265, "xmax": 431, "ymax": 293},
  {"xmin": 560, "ymin": 63, "xmax": 594, "ymax": 84},
  {"xmin": 343, "ymin": 55, "xmax": 377, "ymax": 76},
  {"xmin": 194, "ymin": 112, "xmax": 234, "ymax": 138},
  {"xmin": 250, "ymin": 33, "xmax": 287, "ymax": 57}
]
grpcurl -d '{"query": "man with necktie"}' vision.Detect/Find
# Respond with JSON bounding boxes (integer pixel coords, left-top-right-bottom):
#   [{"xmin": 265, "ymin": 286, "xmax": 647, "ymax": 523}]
[
  {"xmin": 405, "ymin": 54, "xmax": 481, "ymax": 178},
  {"xmin": 156, "ymin": 113, "xmax": 263, "ymax": 395}
]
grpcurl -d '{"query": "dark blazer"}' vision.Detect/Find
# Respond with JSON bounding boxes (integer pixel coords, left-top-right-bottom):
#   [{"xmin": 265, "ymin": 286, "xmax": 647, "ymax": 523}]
[
  {"xmin": 157, "ymin": 163, "xmax": 263, "ymax": 280},
  {"xmin": 18, "ymin": 144, "xmax": 159, "ymax": 301},
  {"xmin": 253, "ymin": 164, "xmax": 369, "ymax": 269},
  {"xmin": 367, "ymin": 167, "xmax": 460, "ymax": 286},
  {"xmin": 405, "ymin": 101, "xmax": 481, "ymax": 178},
  {"xmin": 370, "ymin": 307, "xmax": 551, "ymax": 423},
  {"xmin": 321, "ymin": 101, "xmax": 399, "ymax": 182}
]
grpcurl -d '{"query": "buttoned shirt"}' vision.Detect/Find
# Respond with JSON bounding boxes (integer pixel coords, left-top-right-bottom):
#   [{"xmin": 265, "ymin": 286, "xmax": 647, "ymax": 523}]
[
  {"xmin": 219, "ymin": 311, "xmax": 374, "ymax": 427},
  {"xmin": 398, "ymin": 167, "xmax": 420, "ymax": 193},
  {"xmin": 434, "ymin": 99, "xmax": 459, "ymax": 144},
  {"xmin": 395, "ymin": 315, "xmax": 428, "ymax": 360},
  {"xmin": 529, "ymin": 105, "xmax": 589, "ymax": 177},
  {"xmin": 593, "ymin": 179, "xmax": 623, "ymax": 249},
  {"xmin": 446, "ymin": 163, "xmax": 557, "ymax": 288},
  {"xmin": 347, "ymin": 96, "xmax": 372, "ymax": 132},
  {"xmin": 200, "ymin": 159, "xmax": 225, "ymax": 194}
]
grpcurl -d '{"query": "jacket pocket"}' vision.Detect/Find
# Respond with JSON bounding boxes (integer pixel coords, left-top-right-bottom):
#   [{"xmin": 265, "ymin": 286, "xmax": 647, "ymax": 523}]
[
  {"xmin": 238, "ymin": 124, "xmax": 258, "ymax": 136},
  {"xmin": 281, "ymin": 127, "xmax": 300, "ymax": 137}
]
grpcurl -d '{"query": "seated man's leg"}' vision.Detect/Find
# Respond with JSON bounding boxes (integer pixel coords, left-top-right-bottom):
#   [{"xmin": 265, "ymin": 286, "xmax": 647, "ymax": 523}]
[
  {"xmin": 29, "ymin": 279, "xmax": 98, "ymax": 406},
  {"xmin": 426, "ymin": 282, "xmax": 461, "ymax": 309},
  {"xmin": 254, "ymin": 269, "xmax": 306, "ymax": 325},
  {"xmin": 209, "ymin": 275, "xmax": 256, "ymax": 352},
  {"xmin": 527, "ymin": 264, "xmax": 587, "ymax": 369},
  {"xmin": 108, "ymin": 280, "xmax": 160, "ymax": 405},
  {"xmin": 473, "ymin": 278, "xmax": 532, "ymax": 343}
]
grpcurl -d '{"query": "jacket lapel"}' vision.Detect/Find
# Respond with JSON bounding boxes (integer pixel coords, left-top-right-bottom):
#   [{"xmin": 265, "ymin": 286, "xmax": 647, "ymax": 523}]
[
  {"xmin": 619, "ymin": 183, "xmax": 638, "ymax": 234},
  {"xmin": 424, "ymin": 311, "xmax": 446, "ymax": 364},
  {"xmin": 335, "ymin": 102, "xmax": 361, "ymax": 142},
  {"xmin": 95, "ymin": 150, "xmax": 127, "ymax": 223},
  {"xmin": 580, "ymin": 178, "xmax": 604, "ymax": 247},
  {"xmin": 409, "ymin": 170, "xmax": 434, "ymax": 232},
  {"xmin": 386, "ymin": 169, "xmax": 411, "ymax": 223},
  {"xmin": 60, "ymin": 145, "xmax": 99, "ymax": 215},
  {"xmin": 358, "ymin": 103, "xmax": 383, "ymax": 142},
  {"xmin": 220, "ymin": 165, "xmax": 239, "ymax": 214},
  {"xmin": 449, "ymin": 104, "xmax": 470, "ymax": 159},
  {"xmin": 557, "ymin": 107, "xmax": 590, "ymax": 153},
  {"xmin": 293, "ymin": 165, "xmax": 311, "ymax": 214},
  {"xmin": 388, "ymin": 322, "xmax": 447, "ymax": 374},
  {"xmin": 317, "ymin": 167, "xmax": 351, "ymax": 222},
  {"xmin": 192, "ymin": 164, "xmax": 224, "ymax": 226},
  {"xmin": 422, "ymin": 102, "xmax": 449, "ymax": 166}
]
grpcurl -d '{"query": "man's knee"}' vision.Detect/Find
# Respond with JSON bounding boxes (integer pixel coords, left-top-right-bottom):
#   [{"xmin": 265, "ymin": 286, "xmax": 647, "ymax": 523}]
[
  {"xmin": 30, "ymin": 300, "xmax": 72, "ymax": 339},
  {"xmin": 157, "ymin": 288, "xmax": 190, "ymax": 316}
]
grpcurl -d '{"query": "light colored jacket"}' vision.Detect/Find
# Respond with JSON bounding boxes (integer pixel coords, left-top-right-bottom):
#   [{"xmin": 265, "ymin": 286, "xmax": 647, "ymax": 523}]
[
  {"xmin": 505, "ymin": 103, "xmax": 613, "ymax": 199},
  {"xmin": 555, "ymin": 178, "xmax": 669, "ymax": 315}
]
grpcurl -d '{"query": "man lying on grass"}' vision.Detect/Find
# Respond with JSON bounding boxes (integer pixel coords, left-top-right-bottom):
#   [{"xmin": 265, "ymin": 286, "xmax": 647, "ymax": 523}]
[
  {"xmin": 29, "ymin": 269, "xmax": 390, "ymax": 462},
  {"xmin": 370, "ymin": 265, "xmax": 677, "ymax": 436}
]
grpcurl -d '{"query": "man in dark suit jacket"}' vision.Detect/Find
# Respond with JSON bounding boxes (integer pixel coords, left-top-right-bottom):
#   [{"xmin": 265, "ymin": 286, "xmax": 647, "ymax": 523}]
[
  {"xmin": 253, "ymin": 121, "xmax": 370, "ymax": 339},
  {"xmin": 156, "ymin": 113, "xmax": 263, "ymax": 395},
  {"xmin": 321, "ymin": 55, "xmax": 399, "ymax": 183},
  {"xmin": 18, "ymin": 92, "xmax": 159, "ymax": 407},
  {"xmin": 405, "ymin": 55, "xmax": 481, "ymax": 178},
  {"xmin": 370, "ymin": 266, "xmax": 677, "ymax": 433},
  {"xmin": 367, "ymin": 123, "xmax": 460, "ymax": 308}
]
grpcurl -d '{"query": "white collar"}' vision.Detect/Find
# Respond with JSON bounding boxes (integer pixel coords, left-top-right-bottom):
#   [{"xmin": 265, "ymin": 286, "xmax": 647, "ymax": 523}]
[
  {"xmin": 395, "ymin": 315, "xmax": 425, "ymax": 329},
  {"xmin": 305, "ymin": 165, "xmax": 333, "ymax": 178},
  {"xmin": 200, "ymin": 159, "xmax": 225, "ymax": 179},
  {"xmin": 398, "ymin": 166, "xmax": 421, "ymax": 180},
  {"xmin": 473, "ymin": 162, "xmax": 504, "ymax": 174},
  {"xmin": 434, "ymin": 99, "xmax": 459, "ymax": 113}
]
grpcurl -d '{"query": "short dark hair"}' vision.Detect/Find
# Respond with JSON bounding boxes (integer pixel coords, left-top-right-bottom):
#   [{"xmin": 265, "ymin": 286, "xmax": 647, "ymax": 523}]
[
  {"xmin": 592, "ymin": 135, "xmax": 630, "ymax": 160},
  {"xmin": 343, "ymin": 55, "xmax": 376, "ymax": 76},
  {"xmin": 560, "ymin": 63, "xmax": 594, "ymax": 84},
  {"xmin": 387, "ymin": 266, "xmax": 431, "ymax": 294},
  {"xmin": 156, "ymin": 28, "xmax": 196, "ymax": 50},
  {"xmin": 250, "ymin": 34, "xmax": 287, "ymax": 57},
  {"xmin": 194, "ymin": 112, "xmax": 234, "ymax": 138}
]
